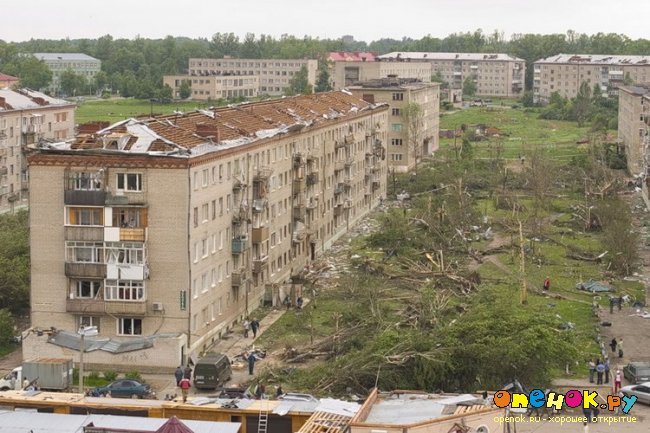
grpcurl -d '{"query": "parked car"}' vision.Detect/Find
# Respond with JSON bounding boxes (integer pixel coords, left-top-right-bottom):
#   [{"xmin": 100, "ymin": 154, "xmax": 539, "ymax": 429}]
[
  {"xmin": 94, "ymin": 379, "xmax": 152, "ymax": 398},
  {"xmin": 621, "ymin": 382, "xmax": 650, "ymax": 405},
  {"xmin": 623, "ymin": 362, "xmax": 650, "ymax": 384}
]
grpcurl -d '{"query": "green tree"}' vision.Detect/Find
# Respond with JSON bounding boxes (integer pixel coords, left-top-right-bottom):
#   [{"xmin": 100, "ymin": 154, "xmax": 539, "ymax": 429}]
[
  {"xmin": 0, "ymin": 309, "xmax": 15, "ymax": 347},
  {"xmin": 2, "ymin": 56, "xmax": 51, "ymax": 90},
  {"xmin": 286, "ymin": 65, "xmax": 313, "ymax": 96},
  {"xmin": 159, "ymin": 84, "xmax": 173, "ymax": 100},
  {"xmin": 178, "ymin": 79, "xmax": 191, "ymax": 99},
  {"xmin": 0, "ymin": 210, "xmax": 29, "ymax": 315},
  {"xmin": 431, "ymin": 71, "xmax": 449, "ymax": 90},
  {"xmin": 314, "ymin": 61, "xmax": 332, "ymax": 93},
  {"xmin": 462, "ymin": 76, "xmax": 477, "ymax": 97},
  {"xmin": 59, "ymin": 69, "xmax": 88, "ymax": 96},
  {"xmin": 572, "ymin": 81, "xmax": 592, "ymax": 127}
]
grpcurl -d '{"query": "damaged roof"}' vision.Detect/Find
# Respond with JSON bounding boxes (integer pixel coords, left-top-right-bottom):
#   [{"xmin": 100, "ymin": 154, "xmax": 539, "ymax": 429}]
[
  {"xmin": 379, "ymin": 52, "xmax": 524, "ymax": 62},
  {"xmin": 536, "ymin": 53, "xmax": 650, "ymax": 65},
  {"xmin": 0, "ymin": 88, "xmax": 71, "ymax": 112},
  {"xmin": 34, "ymin": 52, "xmax": 99, "ymax": 62},
  {"xmin": 47, "ymin": 330, "xmax": 181, "ymax": 353},
  {"xmin": 42, "ymin": 91, "xmax": 382, "ymax": 157}
]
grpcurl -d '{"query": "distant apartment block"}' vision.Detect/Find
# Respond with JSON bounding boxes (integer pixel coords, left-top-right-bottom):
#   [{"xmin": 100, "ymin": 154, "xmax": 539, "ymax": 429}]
[
  {"xmin": 331, "ymin": 58, "xmax": 432, "ymax": 90},
  {"xmin": 0, "ymin": 73, "xmax": 19, "ymax": 88},
  {"xmin": 350, "ymin": 79, "xmax": 440, "ymax": 172},
  {"xmin": 163, "ymin": 74, "xmax": 259, "ymax": 100},
  {"xmin": 185, "ymin": 58, "xmax": 318, "ymax": 97},
  {"xmin": 618, "ymin": 85, "xmax": 650, "ymax": 176},
  {"xmin": 0, "ymin": 88, "xmax": 75, "ymax": 213},
  {"xmin": 533, "ymin": 54, "xmax": 650, "ymax": 102},
  {"xmin": 33, "ymin": 53, "xmax": 101, "ymax": 96},
  {"xmin": 26, "ymin": 91, "xmax": 389, "ymax": 371},
  {"xmin": 377, "ymin": 52, "xmax": 525, "ymax": 98}
]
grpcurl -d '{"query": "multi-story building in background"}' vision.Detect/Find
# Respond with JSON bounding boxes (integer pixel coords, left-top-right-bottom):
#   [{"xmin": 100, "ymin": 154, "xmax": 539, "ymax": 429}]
[
  {"xmin": 349, "ymin": 79, "xmax": 440, "ymax": 172},
  {"xmin": 185, "ymin": 58, "xmax": 318, "ymax": 96},
  {"xmin": 33, "ymin": 53, "xmax": 101, "ymax": 96},
  {"xmin": 533, "ymin": 54, "xmax": 650, "ymax": 103},
  {"xmin": 331, "ymin": 57, "xmax": 432, "ymax": 90},
  {"xmin": 618, "ymin": 85, "xmax": 650, "ymax": 176},
  {"xmin": 377, "ymin": 52, "xmax": 525, "ymax": 98},
  {"xmin": 163, "ymin": 74, "xmax": 259, "ymax": 100},
  {"xmin": 0, "ymin": 88, "xmax": 75, "ymax": 213},
  {"xmin": 26, "ymin": 91, "xmax": 388, "ymax": 371}
]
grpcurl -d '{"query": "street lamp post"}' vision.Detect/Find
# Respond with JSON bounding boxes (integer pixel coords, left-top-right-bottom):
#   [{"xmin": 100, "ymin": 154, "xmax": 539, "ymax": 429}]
[{"xmin": 78, "ymin": 325, "xmax": 98, "ymax": 394}]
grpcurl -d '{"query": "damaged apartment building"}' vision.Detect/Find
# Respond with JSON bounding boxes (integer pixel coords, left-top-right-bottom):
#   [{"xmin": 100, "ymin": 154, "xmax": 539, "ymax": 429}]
[{"xmin": 25, "ymin": 91, "xmax": 388, "ymax": 370}]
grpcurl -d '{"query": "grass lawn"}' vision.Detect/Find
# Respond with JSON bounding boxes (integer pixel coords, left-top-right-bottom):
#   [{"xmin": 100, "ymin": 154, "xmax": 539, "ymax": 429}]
[{"xmin": 75, "ymin": 98, "xmax": 216, "ymax": 124}]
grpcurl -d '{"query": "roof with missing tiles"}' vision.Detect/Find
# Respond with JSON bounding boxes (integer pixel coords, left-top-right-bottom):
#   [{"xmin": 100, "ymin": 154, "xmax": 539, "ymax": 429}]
[
  {"xmin": 39, "ymin": 91, "xmax": 385, "ymax": 159},
  {"xmin": 0, "ymin": 88, "xmax": 72, "ymax": 111}
]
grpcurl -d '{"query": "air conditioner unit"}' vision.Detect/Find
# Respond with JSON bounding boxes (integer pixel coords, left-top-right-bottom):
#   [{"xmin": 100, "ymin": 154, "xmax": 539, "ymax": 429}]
[{"xmin": 152, "ymin": 302, "xmax": 164, "ymax": 311}]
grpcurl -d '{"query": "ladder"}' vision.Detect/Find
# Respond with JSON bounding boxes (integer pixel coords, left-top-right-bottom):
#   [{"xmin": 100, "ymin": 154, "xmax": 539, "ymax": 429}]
[{"xmin": 257, "ymin": 405, "xmax": 269, "ymax": 433}]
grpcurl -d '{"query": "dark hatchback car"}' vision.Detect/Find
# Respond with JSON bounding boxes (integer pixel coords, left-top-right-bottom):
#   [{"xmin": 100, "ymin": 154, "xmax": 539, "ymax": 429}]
[
  {"xmin": 623, "ymin": 362, "xmax": 650, "ymax": 384},
  {"xmin": 94, "ymin": 379, "xmax": 153, "ymax": 398}
]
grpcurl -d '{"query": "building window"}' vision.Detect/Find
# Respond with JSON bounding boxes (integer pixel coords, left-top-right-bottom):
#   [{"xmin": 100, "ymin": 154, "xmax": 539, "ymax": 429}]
[
  {"xmin": 391, "ymin": 124, "xmax": 403, "ymax": 132},
  {"xmin": 66, "ymin": 241, "xmax": 103, "ymax": 263},
  {"xmin": 117, "ymin": 318, "xmax": 142, "ymax": 335},
  {"xmin": 116, "ymin": 173, "xmax": 142, "ymax": 192},
  {"xmin": 391, "ymin": 138, "xmax": 403, "ymax": 146},
  {"xmin": 75, "ymin": 280, "xmax": 101, "ymax": 298},
  {"xmin": 112, "ymin": 207, "xmax": 147, "ymax": 228},
  {"xmin": 105, "ymin": 280, "xmax": 145, "ymax": 301},
  {"xmin": 67, "ymin": 207, "xmax": 103, "ymax": 226},
  {"xmin": 391, "ymin": 108, "xmax": 401, "ymax": 116},
  {"xmin": 79, "ymin": 316, "xmax": 100, "ymax": 332},
  {"xmin": 202, "ymin": 204, "xmax": 209, "ymax": 222},
  {"xmin": 105, "ymin": 242, "xmax": 145, "ymax": 265},
  {"xmin": 67, "ymin": 172, "xmax": 102, "ymax": 191},
  {"xmin": 392, "ymin": 93, "xmax": 404, "ymax": 101}
]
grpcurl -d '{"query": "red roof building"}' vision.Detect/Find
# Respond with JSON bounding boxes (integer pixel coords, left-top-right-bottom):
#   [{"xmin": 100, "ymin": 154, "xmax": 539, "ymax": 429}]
[{"xmin": 0, "ymin": 73, "xmax": 19, "ymax": 88}]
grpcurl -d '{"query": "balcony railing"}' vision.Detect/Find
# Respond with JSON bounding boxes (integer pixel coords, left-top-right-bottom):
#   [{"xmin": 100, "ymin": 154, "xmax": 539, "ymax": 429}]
[
  {"xmin": 253, "ymin": 256, "xmax": 268, "ymax": 274},
  {"xmin": 232, "ymin": 270, "xmax": 247, "ymax": 287},
  {"xmin": 232, "ymin": 237, "xmax": 248, "ymax": 254},
  {"xmin": 293, "ymin": 178, "xmax": 305, "ymax": 193},
  {"xmin": 65, "ymin": 226, "xmax": 104, "ymax": 242},
  {"xmin": 64, "ymin": 263, "xmax": 106, "ymax": 279},
  {"xmin": 251, "ymin": 226, "xmax": 269, "ymax": 243},
  {"xmin": 306, "ymin": 172, "xmax": 319, "ymax": 186},
  {"xmin": 120, "ymin": 228, "xmax": 146, "ymax": 242},
  {"xmin": 64, "ymin": 190, "xmax": 107, "ymax": 206}
]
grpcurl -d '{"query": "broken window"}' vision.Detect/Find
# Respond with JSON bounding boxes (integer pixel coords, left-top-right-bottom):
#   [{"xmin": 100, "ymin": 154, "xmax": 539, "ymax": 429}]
[
  {"xmin": 112, "ymin": 207, "xmax": 147, "ymax": 228},
  {"xmin": 74, "ymin": 280, "xmax": 101, "ymax": 298},
  {"xmin": 105, "ymin": 280, "xmax": 145, "ymax": 301},
  {"xmin": 68, "ymin": 171, "xmax": 102, "ymax": 191}
]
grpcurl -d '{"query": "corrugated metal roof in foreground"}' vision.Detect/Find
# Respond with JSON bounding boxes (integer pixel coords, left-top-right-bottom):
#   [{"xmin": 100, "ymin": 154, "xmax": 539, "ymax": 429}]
[{"xmin": 0, "ymin": 410, "xmax": 240, "ymax": 433}]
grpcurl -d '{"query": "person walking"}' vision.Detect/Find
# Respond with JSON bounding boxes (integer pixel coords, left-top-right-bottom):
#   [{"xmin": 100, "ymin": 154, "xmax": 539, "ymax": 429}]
[
  {"xmin": 610, "ymin": 338, "xmax": 617, "ymax": 353},
  {"xmin": 179, "ymin": 376, "xmax": 191, "ymax": 403},
  {"xmin": 174, "ymin": 366, "xmax": 183, "ymax": 386},
  {"xmin": 618, "ymin": 295, "xmax": 623, "ymax": 311},
  {"xmin": 609, "ymin": 297, "xmax": 615, "ymax": 314},
  {"xmin": 588, "ymin": 360, "xmax": 596, "ymax": 383},
  {"xmin": 614, "ymin": 370, "xmax": 623, "ymax": 393},
  {"xmin": 596, "ymin": 360, "xmax": 605, "ymax": 385},
  {"xmin": 604, "ymin": 359, "xmax": 610, "ymax": 384},
  {"xmin": 543, "ymin": 276, "xmax": 551, "ymax": 291},
  {"xmin": 243, "ymin": 319, "xmax": 250, "ymax": 338},
  {"xmin": 251, "ymin": 319, "xmax": 260, "ymax": 338},
  {"xmin": 247, "ymin": 352, "xmax": 257, "ymax": 375},
  {"xmin": 183, "ymin": 364, "xmax": 193, "ymax": 380},
  {"xmin": 618, "ymin": 338, "xmax": 624, "ymax": 358}
]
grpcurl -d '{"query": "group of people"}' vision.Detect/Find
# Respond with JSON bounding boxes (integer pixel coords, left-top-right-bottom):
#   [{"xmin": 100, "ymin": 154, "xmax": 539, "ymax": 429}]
[
  {"xmin": 609, "ymin": 296, "xmax": 624, "ymax": 314},
  {"xmin": 174, "ymin": 365, "xmax": 193, "ymax": 403},
  {"xmin": 610, "ymin": 337, "xmax": 624, "ymax": 358},
  {"xmin": 242, "ymin": 318, "xmax": 261, "ymax": 338}
]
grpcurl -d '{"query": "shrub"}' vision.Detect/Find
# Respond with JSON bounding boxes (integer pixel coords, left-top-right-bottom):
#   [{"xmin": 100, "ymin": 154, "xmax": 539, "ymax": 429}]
[
  {"xmin": 125, "ymin": 370, "xmax": 143, "ymax": 382},
  {"xmin": 103, "ymin": 371, "xmax": 118, "ymax": 381}
]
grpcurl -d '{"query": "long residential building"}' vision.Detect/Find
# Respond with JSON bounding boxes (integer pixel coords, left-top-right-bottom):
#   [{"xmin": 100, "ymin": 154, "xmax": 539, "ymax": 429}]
[
  {"xmin": 618, "ymin": 85, "xmax": 650, "ymax": 176},
  {"xmin": 534, "ymin": 54, "xmax": 650, "ymax": 102},
  {"xmin": 0, "ymin": 88, "xmax": 75, "ymax": 213},
  {"xmin": 163, "ymin": 74, "xmax": 259, "ymax": 100},
  {"xmin": 377, "ymin": 52, "xmax": 525, "ymax": 98},
  {"xmin": 184, "ymin": 57, "xmax": 318, "ymax": 97},
  {"xmin": 349, "ymin": 79, "xmax": 440, "ymax": 172},
  {"xmin": 26, "ymin": 91, "xmax": 389, "ymax": 371},
  {"xmin": 33, "ymin": 53, "xmax": 101, "ymax": 96}
]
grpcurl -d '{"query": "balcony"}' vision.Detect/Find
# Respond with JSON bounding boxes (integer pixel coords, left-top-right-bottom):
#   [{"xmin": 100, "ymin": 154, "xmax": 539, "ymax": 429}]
[
  {"xmin": 344, "ymin": 134, "xmax": 355, "ymax": 144},
  {"xmin": 253, "ymin": 166, "xmax": 273, "ymax": 182},
  {"xmin": 66, "ymin": 298, "xmax": 107, "ymax": 315},
  {"xmin": 64, "ymin": 190, "xmax": 107, "ymax": 206},
  {"xmin": 105, "ymin": 300, "xmax": 147, "ymax": 316},
  {"xmin": 345, "ymin": 157, "xmax": 355, "ymax": 168},
  {"xmin": 293, "ymin": 178, "xmax": 305, "ymax": 193},
  {"xmin": 232, "ymin": 270, "xmax": 247, "ymax": 287},
  {"xmin": 293, "ymin": 153, "xmax": 305, "ymax": 168},
  {"xmin": 65, "ymin": 226, "xmax": 104, "ymax": 242},
  {"xmin": 333, "ymin": 205, "xmax": 343, "ymax": 217},
  {"xmin": 65, "ymin": 263, "xmax": 106, "ymax": 279},
  {"xmin": 232, "ymin": 237, "xmax": 248, "ymax": 254},
  {"xmin": 20, "ymin": 180, "xmax": 28, "ymax": 191},
  {"xmin": 252, "ymin": 198, "xmax": 267, "ymax": 213},
  {"xmin": 120, "ymin": 228, "xmax": 146, "ymax": 242},
  {"xmin": 0, "ymin": 167, "xmax": 8, "ymax": 176},
  {"xmin": 306, "ymin": 198, "xmax": 318, "ymax": 210},
  {"xmin": 252, "ymin": 256, "xmax": 268, "ymax": 274},
  {"xmin": 293, "ymin": 204, "xmax": 306, "ymax": 221},
  {"xmin": 334, "ymin": 184, "xmax": 345, "ymax": 195},
  {"xmin": 251, "ymin": 226, "xmax": 269, "ymax": 243},
  {"xmin": 0, "ymin": 148, "xmax": 6, "ymax": 157},
  {"xmin": 372, "ymin": 180, "xmax": 381, "ymax": 191},
  {"xmin": 105, "ymin": 192, "xmax": 145, "ymax": 206},
  {"xmin": 334, "ymin": 159, "xmax": 345, "ymax": 172},
  {"xmin": 306, "ymin": 171, "xmax": 319, "ymax": 186}
]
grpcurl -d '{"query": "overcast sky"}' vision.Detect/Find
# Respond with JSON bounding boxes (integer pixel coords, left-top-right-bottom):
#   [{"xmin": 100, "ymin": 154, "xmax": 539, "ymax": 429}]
[{"xmin": 3, "ymin": 0, "xmax": 650, "ymax": 43}]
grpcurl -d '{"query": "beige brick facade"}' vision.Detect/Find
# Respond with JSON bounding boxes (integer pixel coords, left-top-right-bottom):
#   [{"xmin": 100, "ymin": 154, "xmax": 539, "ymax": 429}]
[
  {"xmin": 618, "ymin": 86, "xmax": 650, "ymax": 175},
  {"xmin": 332, "ymin": 61, "xmax": 432, "ymax": 90},
  {"xmin": 350, "ymin": 80, "xmax": 440, "ymax": 173},
  {"xmin": 377, "ymin": 52, "xmax": 525, "ymax": 98},
  {"xmin": 534, "ymin": 54, "xmax": 650, "ymax": 103},
  {"xmin": 187, "ymin": 58, "xmax": 318, "ymax": 97},
  {"xmin": 27, "ymin": 92, "xmax": 388, "ymax": 371},
  {"xmin": 163, "ymin": 74, "xmax": 259, "ymax": 100},
  {"xmin": 0, "ymin": 89, "xmax": 75, "ymax": 213}
]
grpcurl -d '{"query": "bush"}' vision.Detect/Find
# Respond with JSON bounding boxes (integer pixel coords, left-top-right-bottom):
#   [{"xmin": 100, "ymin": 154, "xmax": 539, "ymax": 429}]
[
  {"xmin": 88, "ymin": 371, "xmax": 100, "ymax": 380},
  {"xmin": 103, "ymin": 371, "xmax": 118, "ymax": 381},
  {"xmin": 0, "ymin": 309, "xmax": 15, "ymax": 347},
  {"xmin": 125, "ymin": 370, "xmax": 143, "ymax": 382}
]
